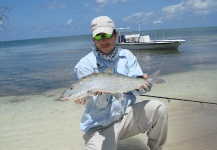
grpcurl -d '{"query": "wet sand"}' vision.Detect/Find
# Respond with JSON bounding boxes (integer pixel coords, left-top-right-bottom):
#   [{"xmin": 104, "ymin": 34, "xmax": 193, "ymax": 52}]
[{"xmin": 0, "ymin": 66, "xmax": 217, "ymax": 150}]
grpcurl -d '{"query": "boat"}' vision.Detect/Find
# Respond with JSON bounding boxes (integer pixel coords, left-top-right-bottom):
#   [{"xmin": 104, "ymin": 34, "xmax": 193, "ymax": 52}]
[{"xmin": 116, "ymin": 21, "xmax": 186, "ymax": 50}]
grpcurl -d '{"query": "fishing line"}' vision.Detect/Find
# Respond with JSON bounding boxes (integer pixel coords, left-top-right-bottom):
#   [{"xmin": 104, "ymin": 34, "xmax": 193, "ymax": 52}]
[{"xmin": 141, "ymin": 94, "xmax": 217, "ymax": 105}]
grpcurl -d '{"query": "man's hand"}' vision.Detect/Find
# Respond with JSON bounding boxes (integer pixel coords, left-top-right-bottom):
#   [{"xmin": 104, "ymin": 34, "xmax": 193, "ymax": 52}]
[
  {"xmin": 142, "ymin": 74, "xmax": 152, "ymax": 92},
  {"xmin": 74, "ymin": 99, "xmax": 87, "ymax": 105},
  {"xmin": 93, "ymin": 91, "xmax": 109, "ymax": 96},
  {"xmin": 74, "ymin": 92, "xmax": 109, "ymax": 105}
]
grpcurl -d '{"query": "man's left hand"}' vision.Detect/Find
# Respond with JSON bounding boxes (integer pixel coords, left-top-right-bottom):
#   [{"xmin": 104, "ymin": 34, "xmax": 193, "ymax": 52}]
[{"xmin": 142, "ymin": 74, "xmax": 152, "ymax": 92}]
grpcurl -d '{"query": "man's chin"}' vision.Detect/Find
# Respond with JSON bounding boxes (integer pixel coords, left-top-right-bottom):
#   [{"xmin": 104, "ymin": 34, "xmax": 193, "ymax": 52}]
[{"xmin": 100, "ymin": 47, "xmax": 114, "ymax": 54}]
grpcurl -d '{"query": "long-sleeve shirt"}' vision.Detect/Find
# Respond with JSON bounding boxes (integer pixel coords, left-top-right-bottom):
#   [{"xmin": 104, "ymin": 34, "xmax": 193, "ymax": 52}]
[{"xmin": 73, "ymin": 47, "xmax": 144, "ymax": 133}]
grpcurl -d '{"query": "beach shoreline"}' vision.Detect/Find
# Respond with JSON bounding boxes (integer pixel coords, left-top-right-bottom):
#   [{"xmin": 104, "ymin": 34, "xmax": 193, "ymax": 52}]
[
  {"xmin": 1, "ymin": 27, "xmax": 217, "ymax": 150},
  {"xmin": 1, "ymin": 67, "xmax": 217, "ymax": 150}
]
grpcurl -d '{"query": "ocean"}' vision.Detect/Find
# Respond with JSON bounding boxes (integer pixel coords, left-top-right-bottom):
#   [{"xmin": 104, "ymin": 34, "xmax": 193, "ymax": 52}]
[
  {"xmin": 1, "ymin": 26, "xmax": 217, "ymax": 150},
  {"xmin": 0, "ymin": 26, "xmax": 217, "ymax": 98}
]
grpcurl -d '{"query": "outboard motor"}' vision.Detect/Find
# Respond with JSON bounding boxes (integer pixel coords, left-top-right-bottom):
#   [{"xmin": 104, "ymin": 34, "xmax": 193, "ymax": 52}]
[{"xmin": 118, "ymin": 35, "xmax": 126, "ymax": 43}]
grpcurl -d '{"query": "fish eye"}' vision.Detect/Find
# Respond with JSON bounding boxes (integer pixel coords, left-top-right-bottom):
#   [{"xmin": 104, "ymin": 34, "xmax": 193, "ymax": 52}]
[{"xmin": 70, "ymin": 86, "xmax": 74, "ymax": 90}]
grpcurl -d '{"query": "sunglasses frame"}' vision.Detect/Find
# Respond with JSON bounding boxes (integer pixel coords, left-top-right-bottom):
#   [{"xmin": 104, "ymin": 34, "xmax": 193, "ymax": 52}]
[{"xmin": 94, "ymin": 33, "xmax": 114, "ymax": 41}]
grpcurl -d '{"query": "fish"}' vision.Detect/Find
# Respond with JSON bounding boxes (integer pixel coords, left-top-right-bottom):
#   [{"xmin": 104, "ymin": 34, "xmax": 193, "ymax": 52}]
[{"xmin": 60, "ymin": 68, "xmax": 166, "ymax": 101}]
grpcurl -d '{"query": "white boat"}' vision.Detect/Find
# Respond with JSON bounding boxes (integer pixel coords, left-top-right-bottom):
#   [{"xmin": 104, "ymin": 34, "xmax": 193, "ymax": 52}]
[{"xmin": 116, "ymin": 21, "xmax": 186, "ymax": 50}]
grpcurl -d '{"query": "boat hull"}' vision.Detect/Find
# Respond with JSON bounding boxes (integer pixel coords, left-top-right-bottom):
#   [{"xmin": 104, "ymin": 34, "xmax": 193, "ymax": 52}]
[{"xmin": 116, "ymin": 40, "xmax": 185, "ymax": 50}]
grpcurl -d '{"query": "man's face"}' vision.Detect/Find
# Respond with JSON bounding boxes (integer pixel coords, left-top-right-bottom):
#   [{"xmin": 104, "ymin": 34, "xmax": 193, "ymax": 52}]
[{"xmin": 93, "ymin": 32, "xmax": 118, "ymax": 54}]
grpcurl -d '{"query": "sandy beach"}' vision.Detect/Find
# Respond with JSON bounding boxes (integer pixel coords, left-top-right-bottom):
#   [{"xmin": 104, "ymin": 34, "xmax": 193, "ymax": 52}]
[{"xmin": 1, "ymin": 65, "xmax": 217, "ymax": 150}]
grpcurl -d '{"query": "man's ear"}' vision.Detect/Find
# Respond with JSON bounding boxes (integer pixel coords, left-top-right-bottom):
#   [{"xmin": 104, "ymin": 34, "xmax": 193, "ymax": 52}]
[{"xmin": 114, "ymin": 32, "xmax": 118, "ymax": 40}]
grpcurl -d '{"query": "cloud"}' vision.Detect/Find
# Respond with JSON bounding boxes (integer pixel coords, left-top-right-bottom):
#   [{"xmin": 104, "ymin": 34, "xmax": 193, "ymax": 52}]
[
  {"xmin": 162, "ymin": 0, "xmax": 217, "ymax": 19},
  {"xmin": 95, "ymin": 0, "xmax": 130, "ymax": 4},
  {"xmin": 46, "ymin": 1, "xmax": 66, "ymax": 10},
  {"xmin": 123, "ymin": 12, "xmax": 154, "ymax": 23},
  {"xmin": 66, "ymin": 19, "xmax": 73, "ymax": 25},
  {"xmin": 123, "ymin": 0, "xmax": 217, "ymax": 24},
  {"xmin": 26, "ymin": 25, "xmax": 46, "ymax": 33},
  {"xmin": 93, "ymin": 0, "xmax": 131, "ymax": 12},
  {"xmin": 0, "ymin": 19, "xmax": 3, "ymax": 26},
  {"xmin": 95, "ymin": 0, "xmax": 107, "ymax": 4},
  {"xmin": 92, "ymin": 3, "xmax": 106, "ymax": 12}
]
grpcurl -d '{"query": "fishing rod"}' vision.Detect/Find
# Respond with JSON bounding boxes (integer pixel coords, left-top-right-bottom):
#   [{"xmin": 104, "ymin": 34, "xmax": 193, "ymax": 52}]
[{"xmin": 141, "ymin": 95, "xmax": 217, "ymax": 105}]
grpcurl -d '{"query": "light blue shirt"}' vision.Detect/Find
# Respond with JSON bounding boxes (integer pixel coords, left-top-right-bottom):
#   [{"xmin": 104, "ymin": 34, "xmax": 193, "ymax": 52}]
[{"xmin": 73, "ymin": 47, "xmax": 144, "ymax": 133}]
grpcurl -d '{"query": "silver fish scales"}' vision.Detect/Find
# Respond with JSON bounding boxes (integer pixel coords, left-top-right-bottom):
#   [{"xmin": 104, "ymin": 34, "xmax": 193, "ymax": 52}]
[{"xmin": 60, "ymin": 69, "xmax": 165, "ymax": 101}]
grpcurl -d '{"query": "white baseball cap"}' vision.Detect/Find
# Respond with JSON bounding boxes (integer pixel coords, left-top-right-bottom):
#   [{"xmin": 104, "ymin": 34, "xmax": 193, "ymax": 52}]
[{"xmin": 91, "ymin": 16, "xmax": 115, "ymax": 38}]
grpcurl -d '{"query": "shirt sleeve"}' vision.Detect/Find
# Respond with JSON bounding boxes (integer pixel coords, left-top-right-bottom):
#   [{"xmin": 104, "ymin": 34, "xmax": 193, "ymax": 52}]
[
  {"xmin": 122, "ymin": 50, "xmax": 149, "ymax": 95},
  {"xmin": 73, "ymin": 58, "xmax": 111, "ymax": 108},
  {"xmin": 73, "ymin": 66, "xmax": 92, "ymax": 80},
  {"xmin": 73, "ymin": 56, "xmax": 96, "ymax": 80},
  {"xmin": 126, "ymin": 50, "xmax": 143, "ymax": 77}
]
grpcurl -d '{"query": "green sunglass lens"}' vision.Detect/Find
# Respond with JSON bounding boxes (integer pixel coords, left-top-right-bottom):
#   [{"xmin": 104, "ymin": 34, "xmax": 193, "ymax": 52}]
[
  {"xmin": 94, "ymin": 33, "xmax": 113, "ymax": 41},
  {"xmin": 104, "ymin": 34, "xmax": 112, "ymax": 39},
  {"xmin": 94, "ymin": 35, "xmax": 102, "ymax": 40}
]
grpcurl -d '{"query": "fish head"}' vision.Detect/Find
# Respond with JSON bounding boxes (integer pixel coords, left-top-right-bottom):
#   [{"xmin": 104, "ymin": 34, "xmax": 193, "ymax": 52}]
[
  {"xmin": 60, "ymin": 86, "xmax": 75, "ymax": 101},
  {"xmin": 60, "ymin": 84, "xmax": 90, "ymax": 101}
]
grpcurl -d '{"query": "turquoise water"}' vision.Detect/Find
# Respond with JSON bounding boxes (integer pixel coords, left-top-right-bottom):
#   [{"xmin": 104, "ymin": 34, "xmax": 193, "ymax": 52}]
[{"xmin": 0, "ymin": 26, "xmax": 217, "ymax": 97}]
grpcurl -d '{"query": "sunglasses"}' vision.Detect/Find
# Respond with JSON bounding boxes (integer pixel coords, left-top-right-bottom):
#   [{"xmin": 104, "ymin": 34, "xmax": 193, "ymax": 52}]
[{"xmin": 94, "ymin": 33, "xmax": 113, "ymax": 41}]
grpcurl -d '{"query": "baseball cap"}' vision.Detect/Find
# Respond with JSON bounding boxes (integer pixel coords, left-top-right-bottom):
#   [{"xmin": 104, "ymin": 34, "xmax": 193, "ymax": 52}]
[{"xmin": 91, "ymin": 16, "xmax": 115, "ymax": 38}]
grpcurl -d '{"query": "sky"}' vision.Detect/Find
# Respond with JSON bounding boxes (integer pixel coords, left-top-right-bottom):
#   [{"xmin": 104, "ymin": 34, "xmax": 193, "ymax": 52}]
[{"xmin": 0, "ymin": 0, "xmax": 217, "ymax": 41}]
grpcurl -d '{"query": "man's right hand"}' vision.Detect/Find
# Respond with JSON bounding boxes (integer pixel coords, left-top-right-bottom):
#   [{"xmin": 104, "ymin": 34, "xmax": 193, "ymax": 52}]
[
  {"xmin": 93, "ymin": 91, "xmax": 109, "ymax": 96},
  {"xmin": 74, "ymin": 99, "xmax": 87, "ymax": 105},
  {"xmin": 74, "ymin": 92, "xmax": 109, "ymax": 105}
]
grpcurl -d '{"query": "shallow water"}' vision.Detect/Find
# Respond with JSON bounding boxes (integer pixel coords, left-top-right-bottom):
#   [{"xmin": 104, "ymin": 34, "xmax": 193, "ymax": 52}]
[
  {"xmin": 0, "ymin": 27, "xmax": 217, "ymax": 150},
  {"xmin": 0, "ymin": 27, "xmax": 217, "ymax": 100}
]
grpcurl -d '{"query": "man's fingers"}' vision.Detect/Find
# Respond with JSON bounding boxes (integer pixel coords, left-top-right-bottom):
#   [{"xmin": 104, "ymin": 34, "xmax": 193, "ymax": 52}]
[
  {"xmin": 93, "ymin": 91, "xmax": 103, "ymax": 96},
  {"xmin": 142, "ymin": 81, "xmax": 152, "ymax": 92},
  {"xmin": 74, "ymin": 99, "xmax": 87, "ymax": 105},
  {"xmin": 142, "ymin": 74, "xmax": 148, "ymax": 79},
  {"xmin": 82, "ymin": 100, "xmax": 87, "ymax": 105}
]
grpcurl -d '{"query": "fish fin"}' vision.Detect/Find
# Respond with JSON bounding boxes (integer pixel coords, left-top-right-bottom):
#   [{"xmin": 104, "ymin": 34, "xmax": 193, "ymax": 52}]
[
  {"xmin": 113, "ymin": 93, "xmax": 123, "ymax": 100},
  {"xmin": 87, "ymin": 90, "xmax": 93, "ymax": 96},
  {"xmin": 148, "ymin": 69, "xmax": 161, "ymax": 79},
  {"xmin": 104, "ymin": 67, "xmax": 114, "ymax": 73},
  {"xmin": 149, "ymin": 78, "xmax": 167, "ymax": 84}
]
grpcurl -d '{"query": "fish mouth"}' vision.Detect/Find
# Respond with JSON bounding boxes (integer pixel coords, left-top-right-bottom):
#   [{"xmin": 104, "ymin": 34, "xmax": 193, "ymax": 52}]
[
  {"xmin": 60, "ymin": 89, "xmax": 70, "ymax": 99},
  {"xmin": 59, "ymin": 89, "xmax": 72, "ymax": 101},
  {"xmin": 59, "ymin": 97, "xmax": 70, "ymax": 101},
  {"xmin": 59, "ymin": 88, "xmax": 80, "ymax": 101}
]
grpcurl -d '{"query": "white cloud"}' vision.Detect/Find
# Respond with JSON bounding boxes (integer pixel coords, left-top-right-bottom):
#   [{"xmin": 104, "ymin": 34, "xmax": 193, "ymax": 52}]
[
  {"xmin": 162, "ymin": 0, "xmax": 217, "ymax": 19},
  {"xmin": 0, "ymin": 19, "xmax": 3, "ymax": 26},
  {"xmin": 66, "ymin": 19, "xmax": 73, "ymax": 25},
  {"xmin": 123, "ymin": 12, "xmax": 154, "ymax": 23},
  {"xmin": 92, "ymin": 4, "xmax": 106, "ymax": 12},
  {"xmin": 26, "ymin": 25, "xmax": 46, "ymax": 33},
  {"xmin": 189, "ymin": 0, "xmax": 213, "ymax": 9},
  {"xmin": 95, "ymin": 0, "xmax": 107, "ymax": 4},
  {"xmin": 46, "ymin": 1, "xmax": 66, "ymax": 10},
  {"xmin": 93, "ymin": 0, "xmax": 131, "ymax": 12},
  {"xmin": 123, "ymin": 0, "xmax": 217, "ymax": 24},
  {"xmin": 95, "ymin": 0, "xmax": 130, "ymax": 4}
]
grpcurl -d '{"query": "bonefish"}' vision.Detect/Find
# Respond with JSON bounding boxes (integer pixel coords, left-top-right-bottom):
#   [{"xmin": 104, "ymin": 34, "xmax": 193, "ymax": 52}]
[{"xmin": 60, "ymin": 69, "xmax": 166, "ymax": 101}]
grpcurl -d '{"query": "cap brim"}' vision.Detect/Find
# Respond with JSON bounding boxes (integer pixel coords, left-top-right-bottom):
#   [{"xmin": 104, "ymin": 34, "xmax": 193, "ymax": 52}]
[{"xmin": 92, "ymin": 27, "xmax": 113, "ymax": 37}]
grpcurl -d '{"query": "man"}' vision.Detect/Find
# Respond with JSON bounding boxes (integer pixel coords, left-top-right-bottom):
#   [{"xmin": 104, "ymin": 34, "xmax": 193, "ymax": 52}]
[{"xmin": 73, "ymin": 16, "xmax": 168, "ymax": 150}]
